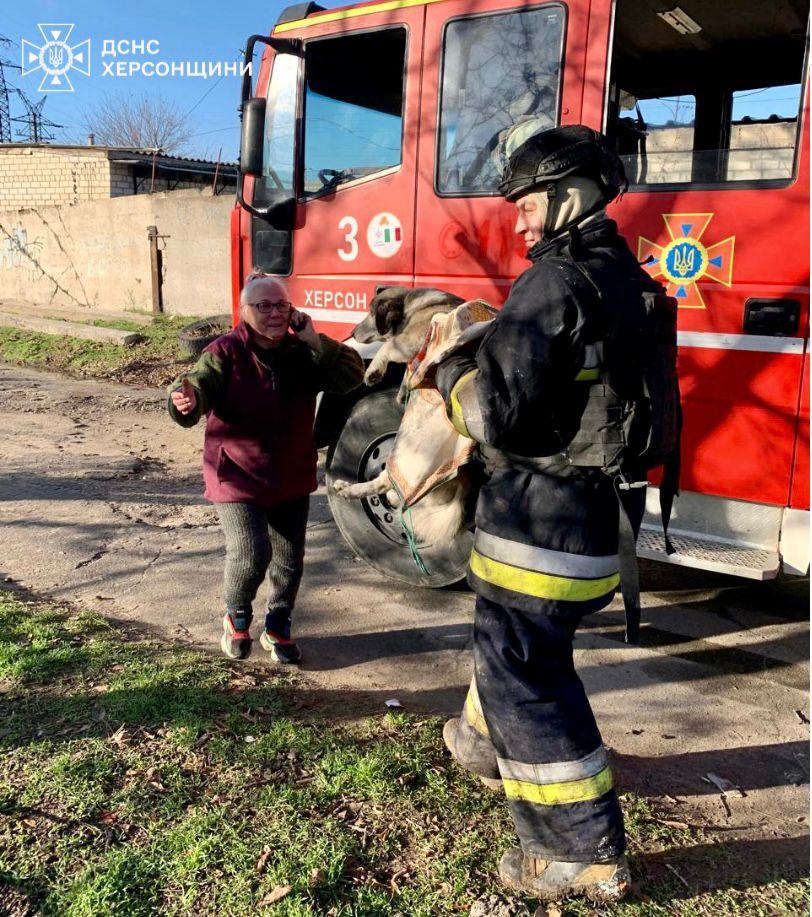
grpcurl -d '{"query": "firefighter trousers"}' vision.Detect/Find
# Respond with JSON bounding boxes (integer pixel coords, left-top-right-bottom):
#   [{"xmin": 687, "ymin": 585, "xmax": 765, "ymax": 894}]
[{"xmin": 455, "ymin": 595, "xmax": 625, "ymax": 862}]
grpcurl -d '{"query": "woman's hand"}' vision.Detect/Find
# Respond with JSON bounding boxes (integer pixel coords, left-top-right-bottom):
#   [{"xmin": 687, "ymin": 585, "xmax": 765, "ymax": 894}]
[
  {"xmin": 171, "ymin": 379, "xmax": 197, "ymax": 415},
  {"xmin": 290, "ymin": 308, "xmax": 322, "ymax": 353}
]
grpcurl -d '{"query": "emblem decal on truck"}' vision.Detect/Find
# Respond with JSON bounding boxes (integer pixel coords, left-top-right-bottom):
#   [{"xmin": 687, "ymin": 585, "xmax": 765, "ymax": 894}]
[
  {"xmin": 367, "ymin": 212, "xmax": 403, "ymax": 258},
  {"xmin": 638, "ymin": 213, "xmax": 735, "ymax": 309}
]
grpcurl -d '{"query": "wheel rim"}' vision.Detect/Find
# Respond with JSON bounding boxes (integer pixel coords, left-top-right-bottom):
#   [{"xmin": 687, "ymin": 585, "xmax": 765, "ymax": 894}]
[{"xmin": 358, "ymin": 432, "xmax": 409, "ymax": 545}]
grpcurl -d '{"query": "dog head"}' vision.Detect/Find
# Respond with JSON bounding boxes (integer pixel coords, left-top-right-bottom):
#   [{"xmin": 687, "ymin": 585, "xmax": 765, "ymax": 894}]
[
  {"xmin": 353, "ymin": 286, "xmax": 409, "ymax": 343},
  {"xmin": 353, "ymin": 287, "xmax": 465, "ymax": 344}
]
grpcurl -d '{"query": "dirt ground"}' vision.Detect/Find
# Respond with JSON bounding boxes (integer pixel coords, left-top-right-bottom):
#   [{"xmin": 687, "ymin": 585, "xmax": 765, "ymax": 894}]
[{"xmin": 0, "ymin": 363, "xmax": 809, "ymax": 888}]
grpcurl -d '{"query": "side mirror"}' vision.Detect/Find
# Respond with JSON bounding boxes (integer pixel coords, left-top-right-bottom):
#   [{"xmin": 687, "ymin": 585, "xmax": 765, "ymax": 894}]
[
  {"xmin": 240, "ymin": 98, "xmax": 266, "ymax": 176},
  {"xmin": 237, "ymin": 34, "xmax": 302, "ymax": 221}
]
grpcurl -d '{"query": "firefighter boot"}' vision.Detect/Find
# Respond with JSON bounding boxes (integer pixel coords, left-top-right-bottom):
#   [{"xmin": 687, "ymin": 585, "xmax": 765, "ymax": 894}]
[
  {"xmin": 443, "ymin": 717, "xmax": 502, "ymax": 791},
  {"xmin": 498, "ymin": 846, "xmax": 631, "ymax": 903}
]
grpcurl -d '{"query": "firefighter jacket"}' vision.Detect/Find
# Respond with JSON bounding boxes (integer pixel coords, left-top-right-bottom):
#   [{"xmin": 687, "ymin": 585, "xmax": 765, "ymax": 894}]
[{"xmin": 436, "ymin": 217, "xmax": 650, "ymax": 615}]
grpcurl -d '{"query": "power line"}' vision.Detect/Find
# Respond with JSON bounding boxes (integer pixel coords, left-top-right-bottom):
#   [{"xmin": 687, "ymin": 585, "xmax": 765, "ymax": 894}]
[
  {"xmin": 183, "ymin": 51, "xmax": 241, "ymax": 119},
  {"xmin": 187, "ymin": 125, "xmax": 237, "ymax": 137}
]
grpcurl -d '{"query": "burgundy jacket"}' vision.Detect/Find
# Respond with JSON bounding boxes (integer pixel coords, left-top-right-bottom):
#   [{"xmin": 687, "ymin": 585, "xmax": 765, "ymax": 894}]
[{"xmin": 168, "ymin": 321, "xmax": 363, "ymax": 507}]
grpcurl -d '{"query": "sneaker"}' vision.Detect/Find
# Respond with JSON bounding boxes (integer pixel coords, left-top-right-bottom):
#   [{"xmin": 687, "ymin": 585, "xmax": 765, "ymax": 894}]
[
  {"xmin": 220, "ymin": 613, "xmax": 253, "ymax": 660},
  {"xmin": 498, "ymin": 846, "xmax": 631, "ymax": 903},
  {"xmin": 260, "ymin": 630, "xmax": 302, "ymax": 664}
]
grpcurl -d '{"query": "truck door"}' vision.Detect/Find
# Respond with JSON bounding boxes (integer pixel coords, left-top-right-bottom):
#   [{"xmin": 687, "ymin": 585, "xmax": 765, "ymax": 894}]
[
  {"xmin": 247, "ymin": 8, "xmax": 424, "ymax": 342},
  {"xmin": 415, "ymin": 0, "xmax": 589, "ymax": 302}
]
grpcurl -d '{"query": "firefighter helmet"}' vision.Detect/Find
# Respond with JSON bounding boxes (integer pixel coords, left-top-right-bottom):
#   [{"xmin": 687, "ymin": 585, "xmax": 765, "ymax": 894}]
[{"xmin": 499, "ymin": 124, "xmax": 627, "ymax": 204}]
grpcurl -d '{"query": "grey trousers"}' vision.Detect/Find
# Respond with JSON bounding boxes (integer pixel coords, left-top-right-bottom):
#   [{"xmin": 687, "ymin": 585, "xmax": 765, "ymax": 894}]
[{"xmin": 215, "ymin": 496, "xmax": 309, "ymax": 637}]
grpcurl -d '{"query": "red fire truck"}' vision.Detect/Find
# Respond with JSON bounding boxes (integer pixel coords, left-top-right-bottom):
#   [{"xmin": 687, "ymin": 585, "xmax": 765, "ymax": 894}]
[{"xmin": 231, "ymin": 0, "xmax": 810, "ymax": 586}]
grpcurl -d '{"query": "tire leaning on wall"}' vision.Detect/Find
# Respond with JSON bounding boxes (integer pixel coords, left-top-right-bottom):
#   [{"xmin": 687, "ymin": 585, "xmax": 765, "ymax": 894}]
[{"xmin": 177, "ymin": 315, "xmax": 233, "ymax": 358}]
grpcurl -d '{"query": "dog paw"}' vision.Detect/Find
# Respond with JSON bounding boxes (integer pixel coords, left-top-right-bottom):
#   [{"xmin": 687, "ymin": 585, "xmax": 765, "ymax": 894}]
[
  {"xmin": 330, "ymin": 479, "xmax": 350, "ymax": 495},
  {"xmin": 364, "ymin": 366, "xmax": 385, "ymax": 386}
]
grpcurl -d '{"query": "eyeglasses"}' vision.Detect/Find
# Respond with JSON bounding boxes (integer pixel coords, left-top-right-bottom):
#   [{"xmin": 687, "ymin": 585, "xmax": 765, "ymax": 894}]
[{"xmin": 250, "ymin": 299, "xmax": 292, "ymax": 314}]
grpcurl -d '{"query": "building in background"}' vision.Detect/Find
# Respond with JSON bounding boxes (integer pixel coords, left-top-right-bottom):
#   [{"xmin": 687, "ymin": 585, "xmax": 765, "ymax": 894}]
[{"xmin": 0, "ymin": 143, "xmax": 236, "ymax": 209}]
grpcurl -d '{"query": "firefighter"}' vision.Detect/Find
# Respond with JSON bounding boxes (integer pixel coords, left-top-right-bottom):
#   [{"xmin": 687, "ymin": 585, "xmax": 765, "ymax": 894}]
[{"xmin": 435, "ymin": 125, "xmax": 655, "ymax": 903}]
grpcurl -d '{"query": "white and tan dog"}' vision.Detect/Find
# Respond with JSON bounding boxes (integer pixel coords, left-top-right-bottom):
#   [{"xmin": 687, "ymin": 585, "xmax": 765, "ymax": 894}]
[{"xmin": 333, "ymin": 292, "xmax": 496, "ymax": 547}]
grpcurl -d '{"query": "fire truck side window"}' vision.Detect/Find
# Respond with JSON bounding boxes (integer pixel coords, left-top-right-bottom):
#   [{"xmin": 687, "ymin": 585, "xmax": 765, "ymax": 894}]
[
  {"xmin": 606, "ymin": 0, "xmax": 808, "ymax": 188},
  {"xmin": 302, "ymin": 29, "xmax": 406, "ymax": 196},
  {"xmin": 437, "ymin": 4, "xmax": 565, "ymax": 195}
]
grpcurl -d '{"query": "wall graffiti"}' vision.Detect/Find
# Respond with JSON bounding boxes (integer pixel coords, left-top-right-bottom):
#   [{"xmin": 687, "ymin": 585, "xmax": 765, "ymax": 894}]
[{"xmin": 0, "ymin": 227, "xmax": 29, "ymax": 270}]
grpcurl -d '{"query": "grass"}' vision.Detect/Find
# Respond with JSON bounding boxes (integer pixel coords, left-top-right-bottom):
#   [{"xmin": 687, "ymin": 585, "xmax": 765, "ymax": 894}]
[
  {"xmin": 0, "ymin": 591, "xmax": 807, "ymax": 917},
  {"xmin": 0, "ymin": 316, "xmax": 203, "ymax": 386}
]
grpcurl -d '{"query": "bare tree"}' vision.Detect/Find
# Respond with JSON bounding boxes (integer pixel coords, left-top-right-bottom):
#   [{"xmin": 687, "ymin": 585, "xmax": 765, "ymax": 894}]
[{"xmin": 80, "ymin": 92, "xmax": 193, "ymax": 153}]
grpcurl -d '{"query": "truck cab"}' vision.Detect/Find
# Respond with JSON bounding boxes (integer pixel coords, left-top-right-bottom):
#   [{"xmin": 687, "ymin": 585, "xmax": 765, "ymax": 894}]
[{"xmin": 232, "ymin": 0, "xmax": 810, "ymax": 586}]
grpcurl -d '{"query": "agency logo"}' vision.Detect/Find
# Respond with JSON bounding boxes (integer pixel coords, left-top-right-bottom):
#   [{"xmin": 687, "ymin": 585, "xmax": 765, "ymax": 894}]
[
  {"xmin": 638, "ymin": 213, "xmax": 735, "ymax": 309},
  {"xmin": 21, "ymin": 24, "xmax": 90, "ymax": 93},
  {"xmin": 367, "ymin": 212, "xmax": 403, "ymax": 259}
]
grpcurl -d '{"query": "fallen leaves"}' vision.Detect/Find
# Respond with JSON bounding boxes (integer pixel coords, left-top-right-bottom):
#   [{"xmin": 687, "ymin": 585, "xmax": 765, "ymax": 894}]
[
  {"xmin": 258, "ymin": 884, "xmax": 292, "ymax": 906},
  {"xmin": 256, "ymin": 845, "xmax": 272, "ymax": 875},
  {"xmin": 535, "ymin": 906, "xmax": 562, "ymax": 917},
  {"xmin": 108, "ymin": 724, "xmax": 128, "ymax": 747}
]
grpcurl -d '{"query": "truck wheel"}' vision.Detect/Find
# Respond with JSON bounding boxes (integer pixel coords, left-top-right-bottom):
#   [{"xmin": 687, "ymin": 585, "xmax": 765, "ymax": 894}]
[{"xmin": 326, "ymin": 389, "xmax": 473, "ymax": 587}]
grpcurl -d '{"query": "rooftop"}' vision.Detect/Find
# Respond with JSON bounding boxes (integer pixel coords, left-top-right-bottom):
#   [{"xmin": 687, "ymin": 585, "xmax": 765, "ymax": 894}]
[{"xmin": 0, "ymin": 143, "xmax": 237, "ymax": 171}]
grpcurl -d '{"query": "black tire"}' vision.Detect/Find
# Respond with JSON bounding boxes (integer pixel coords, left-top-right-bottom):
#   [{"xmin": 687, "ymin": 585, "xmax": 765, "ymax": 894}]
[
  {"xmin": 178, "ymin": 314, "xmax": 232, "ymax": 357},
  {"xmin": 326, "ymin": 388, "xmax": 473, "ymax": 587}
]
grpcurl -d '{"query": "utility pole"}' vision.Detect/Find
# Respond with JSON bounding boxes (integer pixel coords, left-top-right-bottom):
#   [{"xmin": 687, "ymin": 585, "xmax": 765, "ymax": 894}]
[{"xmin": 11, "ymin": 88, "xmax": 62, "ymax": 143}]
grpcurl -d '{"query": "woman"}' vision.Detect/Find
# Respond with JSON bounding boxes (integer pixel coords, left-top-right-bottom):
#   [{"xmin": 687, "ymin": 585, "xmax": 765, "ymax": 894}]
[{"xmin": 168, "ymin": 274, "xmax": 364, "ymax": 662}]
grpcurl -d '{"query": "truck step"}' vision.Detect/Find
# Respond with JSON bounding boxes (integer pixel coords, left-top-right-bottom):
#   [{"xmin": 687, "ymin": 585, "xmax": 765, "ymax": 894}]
[{"xmin": 637, "ymin": 527, "xmax": 780, "ymax": 580}]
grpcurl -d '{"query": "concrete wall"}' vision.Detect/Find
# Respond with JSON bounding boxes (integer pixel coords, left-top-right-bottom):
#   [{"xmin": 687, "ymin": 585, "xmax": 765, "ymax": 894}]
[{"xmin": 0, "ymin": 188, "xmax": 234, "ymax": 317}]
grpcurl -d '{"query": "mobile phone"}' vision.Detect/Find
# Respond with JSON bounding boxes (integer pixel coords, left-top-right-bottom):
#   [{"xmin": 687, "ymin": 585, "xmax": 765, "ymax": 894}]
[{"xmin": 289, "ymin": 309, "xmax": 307, "ymax": 332}]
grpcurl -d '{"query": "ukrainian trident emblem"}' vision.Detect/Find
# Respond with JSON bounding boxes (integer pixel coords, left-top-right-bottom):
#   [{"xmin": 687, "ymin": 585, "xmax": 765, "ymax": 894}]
[
  {"xmin": 638, "ymin": 214, "xmax": 735, "ymax": 309},
  {"xmin": 21, "ymin": 24, "xmax": 90, "ymax": 93}
]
